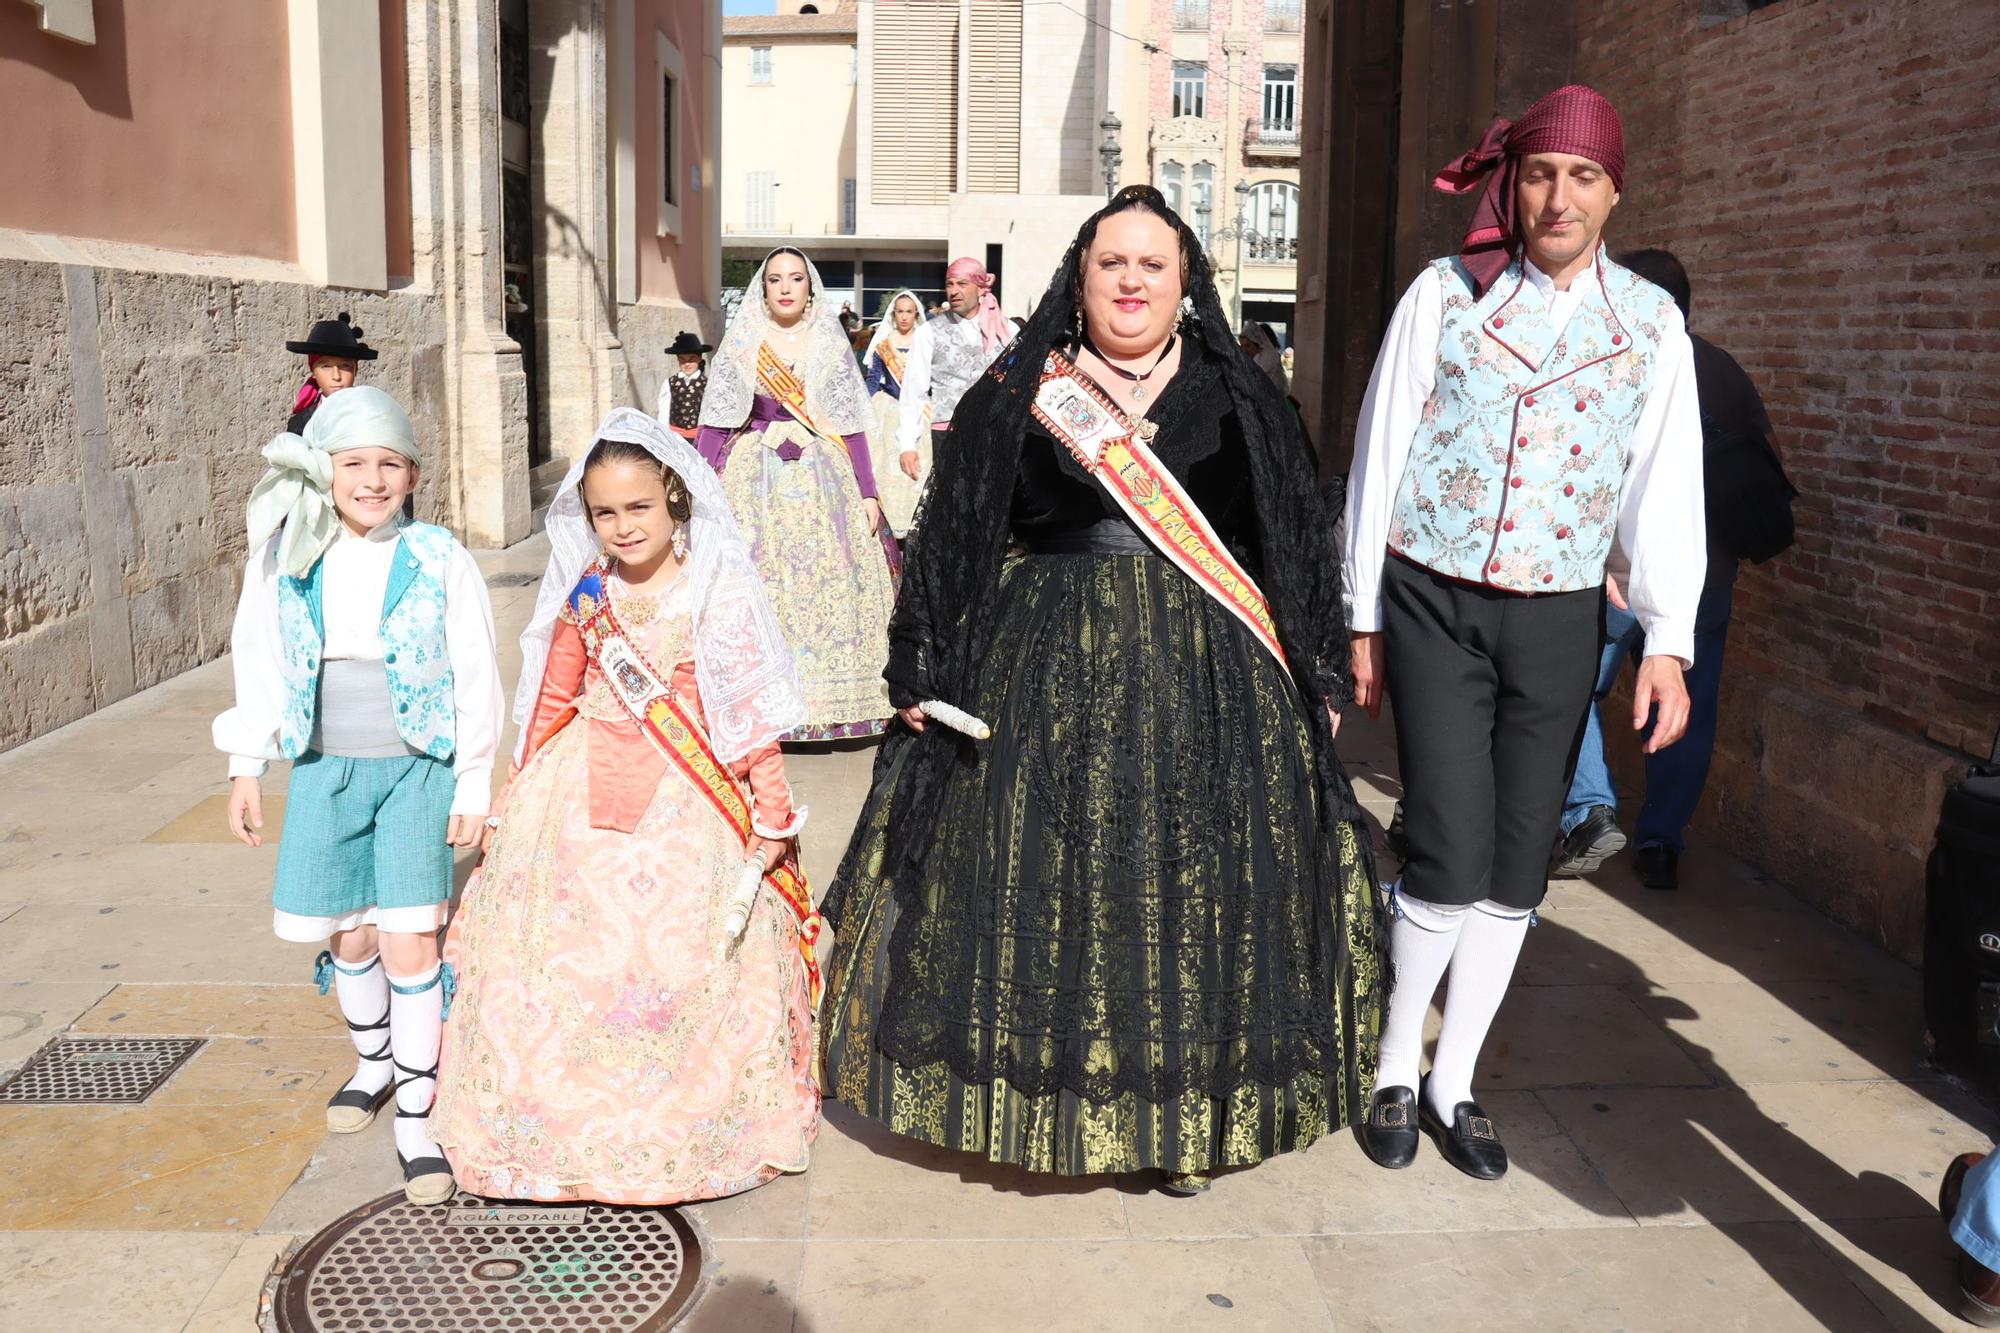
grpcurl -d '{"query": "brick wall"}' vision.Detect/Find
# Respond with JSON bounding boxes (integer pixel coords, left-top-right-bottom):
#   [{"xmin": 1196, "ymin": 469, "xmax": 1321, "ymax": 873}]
[{"xmin": 1570, "ymin": 0, "xmax": 2000, "ymax": 956}]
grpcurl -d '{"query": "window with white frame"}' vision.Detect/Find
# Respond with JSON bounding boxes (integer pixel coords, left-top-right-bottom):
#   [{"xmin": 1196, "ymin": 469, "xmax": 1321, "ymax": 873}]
[
  {"xmin": 1192, "ymin": 163, "xmax": 1215, "ymax": 244},
  {"xmin": 657, "ymin": 32, "xmax": 687, "ymax": 239},
  {"xmin": 1171, "ymin": 0, "xmax": 1209, "ymax": 28},
  {"xmin": 1159, "ymin": 160, "xmax": 1185, "ymax": 216},
  {"xmin": 1171, "ymin": 62, "xmax": 1206, "ymax": 119},
  {"xmin": 1266, "ymin": 0, "xmax": 1302, "ymax": 32},
  {"xmin": 1245, "ymin": 180, "xmax": 1299, "ymax": 262},
  {"xmin": 1261, "ymin": 65, "xmax": 1298, "ymax": 140},
  {"xmin": 843, "ymin": 178, "xmax": 857, "ymax": 234},
  {"xmin": 750, "ymin": 46, "xmax": 772, "ymax": 85},
  {"xmin": 747, "ymin": 170, "xmax": 777, "ymax": 232}
]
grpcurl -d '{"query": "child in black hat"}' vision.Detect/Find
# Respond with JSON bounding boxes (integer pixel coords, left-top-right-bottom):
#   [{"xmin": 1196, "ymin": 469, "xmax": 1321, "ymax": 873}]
[
  {"xmin": 661, "ymin": 330, "xmax": 712, "ymax": 440},
  {"xmin": 286, "ymin": 313, "xmax": 379, "ymax": 434}
]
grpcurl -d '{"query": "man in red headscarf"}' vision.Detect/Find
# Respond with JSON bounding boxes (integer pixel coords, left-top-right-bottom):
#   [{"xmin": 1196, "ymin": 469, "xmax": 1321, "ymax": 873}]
[
  {"xmin": 895, "ymin": 257, "xmax": 1013, "ymax": 502},
  {"xmin": 1341, "ymin": 86, "xmax": 1707, "ymax": 1181}
]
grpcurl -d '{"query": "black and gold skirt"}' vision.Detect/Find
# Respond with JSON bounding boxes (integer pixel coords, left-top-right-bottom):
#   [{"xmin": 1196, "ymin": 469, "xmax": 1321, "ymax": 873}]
[{"xmin": 820, "ymin": 551, "xmax": 1381, "ymax": 1176}]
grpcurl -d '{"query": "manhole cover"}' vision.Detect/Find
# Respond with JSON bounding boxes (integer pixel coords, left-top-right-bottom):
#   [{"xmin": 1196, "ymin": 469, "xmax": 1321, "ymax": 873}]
[
  {"xmin": 487, "ymin": 572, "xmax": 541, "ymax": 587},
  {"xmin": 275, "ymin": 1192, "xmax": 705, "ymax": 1331},
  {"xmin": 0, "ymin": 1035, "xmax": 204, "ymax": 1104}
]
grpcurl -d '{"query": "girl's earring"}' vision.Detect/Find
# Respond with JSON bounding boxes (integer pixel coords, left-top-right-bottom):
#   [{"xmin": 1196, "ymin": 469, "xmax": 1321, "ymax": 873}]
[
  {"xmin": 671, "ymin": 525, "xmax": 689, "ymax": 560},
  {"xmin": 1178, "ymin": 295, "xmax": 1194, "ymax": 329}
]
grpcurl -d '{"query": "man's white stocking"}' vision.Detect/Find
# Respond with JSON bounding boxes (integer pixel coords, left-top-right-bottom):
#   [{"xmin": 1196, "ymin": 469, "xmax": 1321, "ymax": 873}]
[
  {"xmin": 1425, "ymin": 900, "xmax": 1532, "ymax": 1118},
  {"xmin": 1373, "ymin": 887, "xmax": 1470, "ymax": 1095}
]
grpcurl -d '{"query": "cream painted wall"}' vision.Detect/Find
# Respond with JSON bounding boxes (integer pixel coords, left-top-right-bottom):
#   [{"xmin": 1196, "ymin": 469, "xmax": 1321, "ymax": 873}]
[
  {"xmin": 947, "ymin": 192, "xmax": 1107, "ymax": 318},
  {"xmin": 719, "ymin": 37, "xmax": 857, "ymax": 240}
]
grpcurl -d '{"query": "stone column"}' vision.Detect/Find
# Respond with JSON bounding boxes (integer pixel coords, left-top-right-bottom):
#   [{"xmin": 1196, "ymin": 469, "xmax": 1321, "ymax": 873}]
[
  {"xmin": 531, "ymin": 0, "xmax": 630, "ymax": 473},
  {"xmin": 408, "ymin": 0, "xmax": 533, "ymax": 547}
]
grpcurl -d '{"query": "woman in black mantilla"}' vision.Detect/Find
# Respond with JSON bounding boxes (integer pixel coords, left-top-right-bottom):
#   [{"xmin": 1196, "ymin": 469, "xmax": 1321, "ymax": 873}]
[{"xmin": 818, "ymin": 187, "xmax": 1382, "ymax": 1194}]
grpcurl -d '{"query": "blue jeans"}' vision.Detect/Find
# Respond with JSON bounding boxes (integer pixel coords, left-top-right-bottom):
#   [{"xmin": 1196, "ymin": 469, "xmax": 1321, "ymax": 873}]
[{"xmin": 1560, "ymin": 576, "xmax": 1735, "ymax": 853}]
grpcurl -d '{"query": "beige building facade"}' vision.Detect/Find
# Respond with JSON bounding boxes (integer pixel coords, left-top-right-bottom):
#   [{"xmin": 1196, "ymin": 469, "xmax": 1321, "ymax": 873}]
[
  {"xmin": 721, "ymin": 0, "xmax": 1119, "ymax": 324},
  {"xmin": 0, "ymin": 0, "xmax": 725, "ymax": 753}
]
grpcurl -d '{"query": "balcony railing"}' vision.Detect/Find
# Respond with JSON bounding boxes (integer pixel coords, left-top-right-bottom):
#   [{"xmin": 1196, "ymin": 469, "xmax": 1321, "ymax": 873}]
[
  {"xmin": 1172, "ymin": 0, "xmax": 1209, "ymax": 29},
  {"xmin": 1265, "ymin": 0, "xmax": 1301, "ymax": 32},
  {"xmin": 1245, "ymin": 234, "xmax": 1297, "ymax": 264},
  {"xmin": 1256, "ymin": 117, "xmax": 1299, "ymax": 145}
]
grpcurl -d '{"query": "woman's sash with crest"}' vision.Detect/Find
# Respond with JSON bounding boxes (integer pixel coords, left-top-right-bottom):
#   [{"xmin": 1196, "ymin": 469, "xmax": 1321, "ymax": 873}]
[
  {"xmin": 875, "ymin": 341, "xmax": 906, "ymax": 388},
  {"xmin": 568, "ymin": 561, "xmax": 824, "ymax": 1006},
  {"xmin": 1028, "ymin": 351, "xmax": 1289, "ymax": 669},
  {"xmin": 756, "ymin": 342, "xmax": 844, "ymax": 450}
]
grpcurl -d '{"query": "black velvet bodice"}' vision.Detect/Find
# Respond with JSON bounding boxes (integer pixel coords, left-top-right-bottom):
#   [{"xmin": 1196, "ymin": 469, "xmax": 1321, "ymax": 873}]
[{"xmin": 1007, "ymin": 349, "xmax": 1261, "ymax": 573}]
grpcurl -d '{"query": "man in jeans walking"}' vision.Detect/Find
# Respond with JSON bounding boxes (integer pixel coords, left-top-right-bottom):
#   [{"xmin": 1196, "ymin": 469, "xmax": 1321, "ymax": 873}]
[{"xmin": 1552, "ymin": 248, "xmax": 1783, "ymax": 890}]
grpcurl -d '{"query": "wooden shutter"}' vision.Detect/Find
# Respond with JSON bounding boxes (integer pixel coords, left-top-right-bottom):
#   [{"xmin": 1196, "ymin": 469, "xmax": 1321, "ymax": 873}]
[
  {"xmin": 870, "ymin": 0, "xmax": 959, "ymax": 205},
  {"xmin": 965, "ymin": 0, "xmax": 1021, "ymax": 193}
]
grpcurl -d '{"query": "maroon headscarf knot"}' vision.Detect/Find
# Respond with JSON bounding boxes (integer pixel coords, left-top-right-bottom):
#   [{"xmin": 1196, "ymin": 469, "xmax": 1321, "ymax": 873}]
[{"xmin": 1432, "ymin": 85, "xmax": 1627, "ymax": 298}]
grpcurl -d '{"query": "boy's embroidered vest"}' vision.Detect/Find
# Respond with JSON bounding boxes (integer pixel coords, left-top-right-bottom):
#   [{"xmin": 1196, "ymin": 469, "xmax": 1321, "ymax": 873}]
[
  {"xmin": 1387, "ymin": 253, "xmax": 1677, "ymax": 593},
  {"xmin": 273, "ymin": 522, "xmax": 461, "ymax": 760}
]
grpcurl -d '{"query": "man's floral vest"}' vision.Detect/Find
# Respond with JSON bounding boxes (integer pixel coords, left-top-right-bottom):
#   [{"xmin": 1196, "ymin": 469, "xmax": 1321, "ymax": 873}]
[
  {"xmin": 273, "ymin": 522, "xmax": 460, "ymax": 760},
  {"xmin": 1387, "ymin": 252, "xmax": 1677, "ymax": 593}
]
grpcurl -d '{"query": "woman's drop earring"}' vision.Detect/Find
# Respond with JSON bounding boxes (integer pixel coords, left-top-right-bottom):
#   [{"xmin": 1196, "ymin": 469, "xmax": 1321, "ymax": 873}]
[{"xmin": 672, "ymin": 525, "xmax": 689, "ymax": 560}]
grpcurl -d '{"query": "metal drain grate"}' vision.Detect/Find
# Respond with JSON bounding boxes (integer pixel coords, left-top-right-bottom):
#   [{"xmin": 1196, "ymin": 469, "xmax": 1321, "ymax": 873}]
[
  {"xmin": 276, "ymin": 1192, "xmax": 705, "ymax": 1332},
  {"xmin": 0, "ymin": 1035, "xmax": 205, "ymax": 1104}
]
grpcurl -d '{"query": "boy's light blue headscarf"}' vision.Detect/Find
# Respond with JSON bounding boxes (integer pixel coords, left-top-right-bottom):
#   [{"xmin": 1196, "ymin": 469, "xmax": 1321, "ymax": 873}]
[{"xmin": 246, "ymin": 385, "xmax": 419, "ymax": 577}]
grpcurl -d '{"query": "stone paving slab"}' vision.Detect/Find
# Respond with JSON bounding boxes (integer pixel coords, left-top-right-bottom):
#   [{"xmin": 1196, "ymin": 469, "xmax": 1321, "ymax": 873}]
[{"xmin": 1304, "ymin": 1222, "xmax": 1897, "ymax": 1332}]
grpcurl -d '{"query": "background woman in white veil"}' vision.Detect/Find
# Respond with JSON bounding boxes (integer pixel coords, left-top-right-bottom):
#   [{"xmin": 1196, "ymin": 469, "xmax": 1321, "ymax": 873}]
[
  {"xmin": 432, "ymin": 408, "xmax": 820, "ymax": 1204},
  {"xmin": 863, "ymin": 288, "xmax": 926, "ymax": 537},
  {"xmin": 697, "ymin": 247, "xmax": 897, "ymax": 740}
]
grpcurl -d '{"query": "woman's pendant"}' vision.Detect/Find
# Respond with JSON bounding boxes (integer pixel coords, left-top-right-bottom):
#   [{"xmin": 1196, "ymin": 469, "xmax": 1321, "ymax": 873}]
[{"xmin": 1132, "ymin": 383, "xmax": 1148, "ymax": 403}]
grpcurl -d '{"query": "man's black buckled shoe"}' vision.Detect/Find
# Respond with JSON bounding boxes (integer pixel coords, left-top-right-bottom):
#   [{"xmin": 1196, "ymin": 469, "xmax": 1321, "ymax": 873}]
[
  {"xmin": 1360, "ymin": 1085, "xmax": 1420, "ymax": 1169},
  {"xmin": 1419, "ymin": 1089, "xmax": 1508, "ymax": 1181}
]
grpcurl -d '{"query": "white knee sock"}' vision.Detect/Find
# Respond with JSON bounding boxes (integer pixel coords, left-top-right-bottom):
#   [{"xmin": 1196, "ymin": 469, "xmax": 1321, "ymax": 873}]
[
  {"xmin": 331, "ymin": 953, "xmax": 394, "ymax": 1098},
  {"xmin": 1425, "ymin": 901, "xmax": 1532, "ymax": 1119},
  {"xmin": 1373, "ymin": 887, "xmax": 1469, "ymax": 1096},
  {"xmin": 387, "ymin": 963, "xmax": 446, "ymax": 1162}
]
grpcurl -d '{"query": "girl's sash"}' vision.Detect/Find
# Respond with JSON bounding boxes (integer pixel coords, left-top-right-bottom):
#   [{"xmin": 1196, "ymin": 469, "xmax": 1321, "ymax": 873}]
[
  {"xmin": 757, "ymin": 342, "xmax": 843, "ymax": 449},
  {"xmin": 1028, "ymin": 351, "xmax": 1288, "ymax": 669},
  {"xmin": 568, "ymin": 563, "xmax": 824, "ymax": 1006}
]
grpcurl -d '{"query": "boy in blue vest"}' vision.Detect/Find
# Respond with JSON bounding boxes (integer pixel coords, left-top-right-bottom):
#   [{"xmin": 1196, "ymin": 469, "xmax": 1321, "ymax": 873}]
[
  {"xmin": 1343, "ymin": 86, "xmax": 1707, "ymax": 1180},
  {"xmin": 215, "ymin": 386, "xmax": 503, "ymax": 1206}
]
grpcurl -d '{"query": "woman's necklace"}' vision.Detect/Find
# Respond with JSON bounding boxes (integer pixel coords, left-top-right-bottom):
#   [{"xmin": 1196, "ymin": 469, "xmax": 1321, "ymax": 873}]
[{"xmin": 1084, "ymin": 334, "xmax": 1177, "ymax": 404}]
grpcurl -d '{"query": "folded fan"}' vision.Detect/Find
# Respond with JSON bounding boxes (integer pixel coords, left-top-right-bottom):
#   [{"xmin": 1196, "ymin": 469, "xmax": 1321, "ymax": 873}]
[{"xmin": 919, "ymin": 699, "xmax": 992, "ymax": 740}]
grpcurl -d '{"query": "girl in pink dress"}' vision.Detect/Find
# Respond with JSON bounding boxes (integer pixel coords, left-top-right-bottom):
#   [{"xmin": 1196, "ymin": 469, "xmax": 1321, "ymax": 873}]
[{"xmin": 432, "ymin": 408, "xmax": 820, "ymax": 1204}]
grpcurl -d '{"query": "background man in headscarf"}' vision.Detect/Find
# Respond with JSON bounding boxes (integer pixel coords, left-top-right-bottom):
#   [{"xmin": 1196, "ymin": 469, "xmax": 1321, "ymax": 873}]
[
  {"xmin": 1342, "ymin": 85, "xmax": 1706, "ymax": 1182},
  {"xmin": 895, "ymin": 256, "xmax": 1012, "ymax": 497}
]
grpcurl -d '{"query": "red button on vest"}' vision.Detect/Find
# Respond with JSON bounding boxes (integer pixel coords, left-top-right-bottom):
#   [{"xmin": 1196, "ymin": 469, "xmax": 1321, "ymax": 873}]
[
  {"xmin": 1612, "ymin": 334, "xmax": 1624, "ymax": 345},
  {"xmin": 1510, "ymin": 476, "xmax": 1523, "ymax": 488},
  {"xmin": 1504, "ymin": 520, "xmax": 1515, "ymax": 532},
  {"xmin": 1543, "ymin": 574, "xmax": 1555, "ymax": 584},
  {"xmin": 1524, "ymin": 395, "xmax": 1537, "ymax": 407},
  {"xmin": 1517, "ymin": 435, "xmax": 1528, "ymax": 448},
  {"xmin": 1489, "ymin": 561, "xmax": 1502, "ymax": 573},
  {"xmin": 1557, "ymin": 526, "xmax": 1571, "ymax": 539},
  {"xmin": 1493, "ymin": 317, "xmax": 1505, "ymax": 328},
  {"xmin": 1570, "ymin": 444, "xmax": 1583, "ymax": 456},
  {"xmin": 1564, "ymin": 484, "xmax": 1575, "ymax": 496},
  {"xmin": 1575, "ymin": 400, "xmax": 1587, "ymax": 412}
]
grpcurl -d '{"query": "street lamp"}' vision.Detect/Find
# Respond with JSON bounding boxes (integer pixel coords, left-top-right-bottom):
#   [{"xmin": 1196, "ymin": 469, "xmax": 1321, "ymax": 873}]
[
  {"xmin": 1203, "ymin": 180, "xmax": 1259, "ymax": 329},
  {"xmin": 1098, "ymin": 113, "xmax": 1123, "ymax": 200}
]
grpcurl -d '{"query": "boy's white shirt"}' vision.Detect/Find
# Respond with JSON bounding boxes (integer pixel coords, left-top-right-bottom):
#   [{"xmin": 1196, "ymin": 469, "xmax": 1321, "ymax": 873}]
[{"xmin": 212, "ymin": 517, "xmax": 504, "ymax": 817}]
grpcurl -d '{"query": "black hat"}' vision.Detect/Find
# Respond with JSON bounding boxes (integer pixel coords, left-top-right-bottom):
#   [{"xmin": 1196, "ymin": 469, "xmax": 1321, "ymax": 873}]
[
  {"xmin": 667, "ymin": 331, "xmax": 714, "ymax": 356},
  {"xmin": 286, "ymin": 312, "xmax": 379, "ymax": 360}
]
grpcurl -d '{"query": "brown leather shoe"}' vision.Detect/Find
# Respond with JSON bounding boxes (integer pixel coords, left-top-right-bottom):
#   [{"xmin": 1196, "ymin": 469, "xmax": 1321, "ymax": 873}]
[
  {"xmin": 1944, "ymin": 1152, "xmax": 1988, "ymax": 1221},
  {"xmin": 1958, "ymin": 1251, "xmax": 2000, "ymax": 1328}
]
